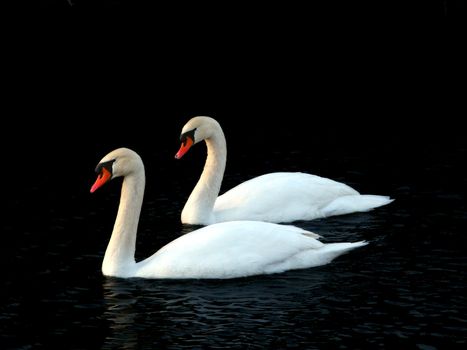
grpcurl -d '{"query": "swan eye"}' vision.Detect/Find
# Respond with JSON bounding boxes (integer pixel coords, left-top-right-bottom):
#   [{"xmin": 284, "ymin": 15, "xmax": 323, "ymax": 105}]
[
  {"xmin": 95, "ymin": 159, "xmax": 115, "ymax": 175},
  {"xmin": 180, "ymin": 128, "xmax": 196, "ymax": 145}
]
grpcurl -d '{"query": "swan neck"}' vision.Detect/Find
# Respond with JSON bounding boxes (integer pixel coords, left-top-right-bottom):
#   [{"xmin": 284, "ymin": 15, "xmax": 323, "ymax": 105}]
[
  {"xmin": 204, "ymin": 132, "xmax": 227, "ymax": 187},
  {"xmin": 182, "ymin": 128, "xmax": 226, "ymax": 224},
  {"xmin": 102, "ymin": 168, "xmax": 145, "ymax": 276}
]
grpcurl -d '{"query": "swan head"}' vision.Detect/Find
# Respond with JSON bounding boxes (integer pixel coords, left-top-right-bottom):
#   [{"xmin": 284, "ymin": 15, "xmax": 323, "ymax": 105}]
[
  {"xmin": 90, "ymin": 147, "xmax": 142, "ymax": 193},
  {"xmin": 175, "ymin": 116, "xmax": 221, "ymax": 159}
]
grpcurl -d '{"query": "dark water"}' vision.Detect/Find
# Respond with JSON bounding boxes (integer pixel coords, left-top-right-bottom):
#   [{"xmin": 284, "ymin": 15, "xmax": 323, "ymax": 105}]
[{"xmin": 2, "ymin": 135, "xmax": 467, "ymax": 349}]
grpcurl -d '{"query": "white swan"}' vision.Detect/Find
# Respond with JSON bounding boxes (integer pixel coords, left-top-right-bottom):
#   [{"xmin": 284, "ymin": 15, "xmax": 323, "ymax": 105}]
[
  {"xmin": 90, "ymin": 147, "xmax": 368, "ymax": 279},
  {"xmin": 175, "ymin": 116, "xmax": 394, "ymax": 225}
]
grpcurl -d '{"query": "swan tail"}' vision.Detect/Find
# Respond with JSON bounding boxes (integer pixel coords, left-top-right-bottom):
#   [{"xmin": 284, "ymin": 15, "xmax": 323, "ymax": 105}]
[
  {"xmin": 322, "ymin": 195, "xmax": 394, "ymax": 217},
  {"xmin": 321, "ymin": 240, "xmax": 369, "ymax": 253},
  {"xmin": 316, "ymin": 240, "xmax": 369, "ymax": 264},
  {"xmin": 264, "ymin": 241, "xmax": 368, "ymax": 275}
]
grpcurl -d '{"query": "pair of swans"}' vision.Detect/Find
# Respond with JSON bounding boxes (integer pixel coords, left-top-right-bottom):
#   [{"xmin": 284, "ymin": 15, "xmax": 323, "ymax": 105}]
[{"xmin": 90, "ymin": 117, "xmax": 393, "ymax": 279}]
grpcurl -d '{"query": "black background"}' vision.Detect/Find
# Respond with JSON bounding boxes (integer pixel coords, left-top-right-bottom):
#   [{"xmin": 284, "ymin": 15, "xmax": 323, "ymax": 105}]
[{"xmin": 3, "ymin": 0, "xmax": 466, "ymax": 216}]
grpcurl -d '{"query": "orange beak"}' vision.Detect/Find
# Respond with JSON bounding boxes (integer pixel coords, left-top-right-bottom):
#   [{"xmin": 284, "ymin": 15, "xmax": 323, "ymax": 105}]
[
  {"xmin": 175, "ymin": 137, "xmax": 194, "ymax": 159},
  {"xmin": 90, "ymin": 167, "xmax": 112, "ymax": 193}
]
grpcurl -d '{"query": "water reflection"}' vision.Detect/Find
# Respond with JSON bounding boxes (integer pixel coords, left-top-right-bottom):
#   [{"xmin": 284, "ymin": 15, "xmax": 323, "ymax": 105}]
[
  {"xmin": 101, "ymin": 270, "xmax": 339, "ymax": 349},
  {"xmin": 101, "ymin": 279, "xmax": 139, "ymax": 349}
]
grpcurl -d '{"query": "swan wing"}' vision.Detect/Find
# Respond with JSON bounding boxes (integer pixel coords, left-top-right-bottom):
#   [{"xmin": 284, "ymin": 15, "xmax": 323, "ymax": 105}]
[
  {"xmin": 214, "ymin": 172, "xmax": 359, "ymax": 223},
  {"xmin": 135, "ymin": 221, "xmax": 336, "ymax": 279}
]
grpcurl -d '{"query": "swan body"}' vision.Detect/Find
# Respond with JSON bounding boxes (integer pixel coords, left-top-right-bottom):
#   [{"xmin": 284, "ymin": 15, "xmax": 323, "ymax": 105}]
[
  {"xmin": 175, "ymin": 116, "xmax": 394, "ymax": 225},
  {"xmin": 91, "ymin": 147, "xmax": 368, "ymax": 279}
]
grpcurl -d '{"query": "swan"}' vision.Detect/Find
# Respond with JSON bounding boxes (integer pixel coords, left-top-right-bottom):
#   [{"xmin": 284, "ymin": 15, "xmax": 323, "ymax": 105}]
[
  {"xmin": 90, "ymin": 147, "xmax": 368, "ymax": 279},
  {"xmin": 175, "ymin": 116, "xmax": 394, "ymax": 225}
]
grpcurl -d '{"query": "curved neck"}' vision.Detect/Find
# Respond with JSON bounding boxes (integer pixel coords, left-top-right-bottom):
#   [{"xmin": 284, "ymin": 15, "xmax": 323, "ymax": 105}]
[
  {"xmin": 182, "ymin": 128, "xmax": 227, "ymax": 224},
  {"xmin": 102, "ymin": 168, "xmax": 145, "ymax": 277}
]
